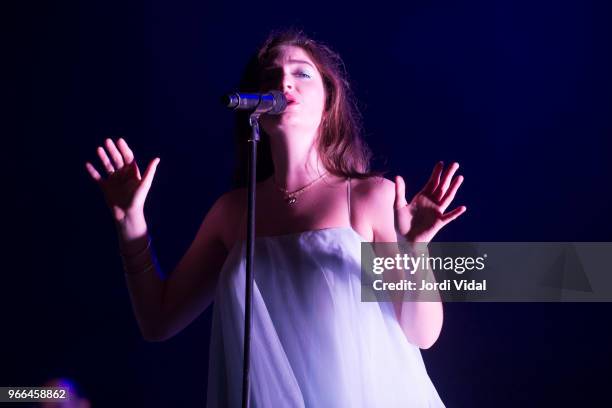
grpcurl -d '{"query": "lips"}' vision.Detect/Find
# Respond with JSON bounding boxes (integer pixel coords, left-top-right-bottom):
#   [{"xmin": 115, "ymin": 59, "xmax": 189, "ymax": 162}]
[{"xmin": 284, "ymin": 94, "xmax": 297, "ymax": 104}]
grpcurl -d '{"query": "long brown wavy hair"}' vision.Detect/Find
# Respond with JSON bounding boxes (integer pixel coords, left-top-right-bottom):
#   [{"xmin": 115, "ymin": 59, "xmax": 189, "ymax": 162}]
[{"xmin": 231, "ymin": 28, "xmax": 385, "ymax": 188}]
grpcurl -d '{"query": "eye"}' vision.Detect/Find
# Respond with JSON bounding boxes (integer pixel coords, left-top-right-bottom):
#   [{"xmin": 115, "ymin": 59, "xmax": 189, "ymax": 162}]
[{"xmin": 296, "ymin": 72, "xmax": 312, "ymax": 79}]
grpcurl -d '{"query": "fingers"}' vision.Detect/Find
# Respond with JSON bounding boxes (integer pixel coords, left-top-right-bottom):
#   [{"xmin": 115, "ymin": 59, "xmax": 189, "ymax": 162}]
[
  {"xmin": 423, "ymin": 161, "xmax": 444, "ymax": 195},
  {"xmin": 96, "ymin": 146, "xmax": 115, "ymax": 174},
  {"xmin": 435, "ymin": 162, "xmax": 459, "ymax": 201},
  {"xmin": 137, "ymin": 157, "xmax": 161, "ymax": 197},
  {"xmin": 135, "ymin": 161, "xmax": 142, "ymax": 180},
  {"xmin": 116, "ymin": 138, "xmax": 135, "ymax": 165},
  {"xmin": 105, "ymin": 138, "xmax": 125, "ymax": 169},
  {"xmin": 441, "ymin": 206, "xmax": 467, "ymax": 225},
  {"xmin": 440, "ymin": 174, "xmax": 464, "ymax": 209},
  {"xmin": 394, "ymin": 175, "xmax": 408, "ymax": 209},
  {"xmin": 85, "ymin": 162, "xmax": 102, "ymax": 182}
]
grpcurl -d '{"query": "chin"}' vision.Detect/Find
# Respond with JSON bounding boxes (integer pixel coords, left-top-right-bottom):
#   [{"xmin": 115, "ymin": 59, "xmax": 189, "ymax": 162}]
[{"xmin": 262, "ymin": 117, "xmax": 303, "ymax": 132}]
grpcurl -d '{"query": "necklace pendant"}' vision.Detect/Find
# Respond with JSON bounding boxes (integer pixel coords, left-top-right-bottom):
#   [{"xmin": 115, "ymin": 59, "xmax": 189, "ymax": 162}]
[{"xmin": 287, "ymin": 196, "xmax": 297, "ymax": 204}]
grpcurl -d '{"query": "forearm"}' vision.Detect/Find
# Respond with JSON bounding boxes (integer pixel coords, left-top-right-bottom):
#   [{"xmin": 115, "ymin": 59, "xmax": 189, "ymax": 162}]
[
  {"xmin": 388, "ymin": 242, "xmax": 443, "ymax": 349},
  {"xmin": 396, "ymin": 298, "xmax": 443, "ymax": 349},
  {"xmin": 116, "ymin": 214, "xmax": 166, "ymax": 341}
]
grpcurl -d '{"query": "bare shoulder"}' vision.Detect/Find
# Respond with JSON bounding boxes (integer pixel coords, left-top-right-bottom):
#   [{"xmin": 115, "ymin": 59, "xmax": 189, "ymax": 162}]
[
  {"xmin": 350, "ymin": 176, "xmax": 397, "ymax": 242},
  {"xmin": 351, "ymin": 175, "xmax": 396, "ymax": 209},
  {"xmin": 209, "ymin": 186, "xmax": 247, "ymax": 250},
  {"xmin": 211, "ymin": 181, "xmax": 270, "ymax": 249},
  {"xmin": 216, "ymin": 186, "xmax": 247, "ymax": 210}
]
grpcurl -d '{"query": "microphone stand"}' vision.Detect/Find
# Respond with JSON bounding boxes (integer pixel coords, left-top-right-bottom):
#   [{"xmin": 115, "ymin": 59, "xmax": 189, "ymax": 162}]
[
  {"xmin": 223, "ymin": 90, "xmax": 284, "ymax": 408},
  {"xmin": 241, "ymin": 110, "xmax": 262, "ymax": 408}
]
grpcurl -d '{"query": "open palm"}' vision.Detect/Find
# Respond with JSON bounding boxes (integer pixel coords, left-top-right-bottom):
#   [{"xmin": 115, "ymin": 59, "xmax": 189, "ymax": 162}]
[
  {"xmin": 85, "ymin": 138, "xmax": 160, "ymax": 222},
  {"xmin": 394, "ymin": 161, "xmax": 466, "ymax": 243}
]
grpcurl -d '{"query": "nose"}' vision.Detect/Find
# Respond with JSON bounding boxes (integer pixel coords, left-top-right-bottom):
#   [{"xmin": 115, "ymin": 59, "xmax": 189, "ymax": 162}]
[{"xmin": 281, "ymin": 72, "xmax": 294, "ymax": 92}]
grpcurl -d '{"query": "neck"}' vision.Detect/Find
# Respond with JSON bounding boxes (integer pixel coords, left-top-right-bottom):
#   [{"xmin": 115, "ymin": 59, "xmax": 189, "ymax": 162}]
[{"xmin": 268, "ymin": 129, "xmax": 326, "ymax": 191}]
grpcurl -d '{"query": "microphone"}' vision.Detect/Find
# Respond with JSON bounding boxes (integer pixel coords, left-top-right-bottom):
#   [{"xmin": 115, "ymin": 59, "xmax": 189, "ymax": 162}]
[{"xmin": 221, "ymin": 90, "xmax": 287, "ymax": 114}]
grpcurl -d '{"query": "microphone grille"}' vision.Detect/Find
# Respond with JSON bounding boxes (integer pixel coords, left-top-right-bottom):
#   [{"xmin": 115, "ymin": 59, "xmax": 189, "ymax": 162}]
[{"xmin": 267, "ymin": 90, "xmax": 287, "ymax": 115}]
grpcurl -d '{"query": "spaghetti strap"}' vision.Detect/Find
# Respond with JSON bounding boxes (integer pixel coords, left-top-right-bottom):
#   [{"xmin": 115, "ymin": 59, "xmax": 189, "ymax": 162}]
[{"xmin": 346, "ymin": 177, "xmax": 351, "ymax": 225}]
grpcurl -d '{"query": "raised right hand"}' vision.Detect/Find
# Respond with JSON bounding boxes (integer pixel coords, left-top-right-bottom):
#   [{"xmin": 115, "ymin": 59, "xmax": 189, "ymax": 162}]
[{"xmin": 85, "ymin": 138, "xmax": 160, "ymax": 223}]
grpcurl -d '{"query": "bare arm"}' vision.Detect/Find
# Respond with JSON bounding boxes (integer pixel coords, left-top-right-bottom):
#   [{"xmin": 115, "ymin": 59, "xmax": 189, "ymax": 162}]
[
  {"xmin": 116, "ymin": 213, "xmax": 165, "ymax": 341},
  {"xmin": 118, "ymin": 192, "xmax": 233, "ymax": 342},
  {"xmin": 86, "ymin": 138, "xmax": 235, "ymax": 342},
  {"xmin": 153, "ymin": 192, "xmax": 232, "ymax": 341},
  {"xmin": 367, "ymin": 177, "xmax": 444, "ymax": 350}
]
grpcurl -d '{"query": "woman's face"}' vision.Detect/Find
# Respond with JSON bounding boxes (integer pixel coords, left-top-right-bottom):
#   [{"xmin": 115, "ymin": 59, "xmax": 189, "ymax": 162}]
[{"xmin": 258, "ymin": 45, "xmax": 327, "ymax": 139}]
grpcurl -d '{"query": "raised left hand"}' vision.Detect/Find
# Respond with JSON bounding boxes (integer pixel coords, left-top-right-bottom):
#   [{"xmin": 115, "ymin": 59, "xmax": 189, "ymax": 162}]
[{"xmin": 394, "ymin": 161, "xmax": 466, "ymax": 243}]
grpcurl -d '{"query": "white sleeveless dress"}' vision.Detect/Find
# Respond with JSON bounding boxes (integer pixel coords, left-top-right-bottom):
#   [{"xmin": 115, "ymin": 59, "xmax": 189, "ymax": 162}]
[{"xmin": 206, "ymin": 179, "xmax": 445, "ymax": 408}]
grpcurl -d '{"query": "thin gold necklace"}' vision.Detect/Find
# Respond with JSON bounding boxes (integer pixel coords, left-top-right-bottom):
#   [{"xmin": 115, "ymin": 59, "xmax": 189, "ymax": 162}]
[{"xmin": 273, "ymin": 172, "xmax": 328, "ymax": 204}]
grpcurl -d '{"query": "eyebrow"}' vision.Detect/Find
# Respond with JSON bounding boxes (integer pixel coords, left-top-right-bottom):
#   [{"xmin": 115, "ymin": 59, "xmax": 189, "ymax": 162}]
[{"xmin": 263, "ymin": 59, "xmax": 316, "ymax": 70}]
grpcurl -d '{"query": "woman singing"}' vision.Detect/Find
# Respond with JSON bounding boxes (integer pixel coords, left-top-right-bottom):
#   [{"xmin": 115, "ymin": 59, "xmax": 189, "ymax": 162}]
[{"xmin": 85, "ymin": 28, "xmax": 466, "ymax": 407}]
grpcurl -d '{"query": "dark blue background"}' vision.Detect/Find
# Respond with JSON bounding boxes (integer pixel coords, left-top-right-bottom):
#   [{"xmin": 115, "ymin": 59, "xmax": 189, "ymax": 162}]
[{"xmin": 5, "ymin": 0, "xmax": 612, "ymax": 406}]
